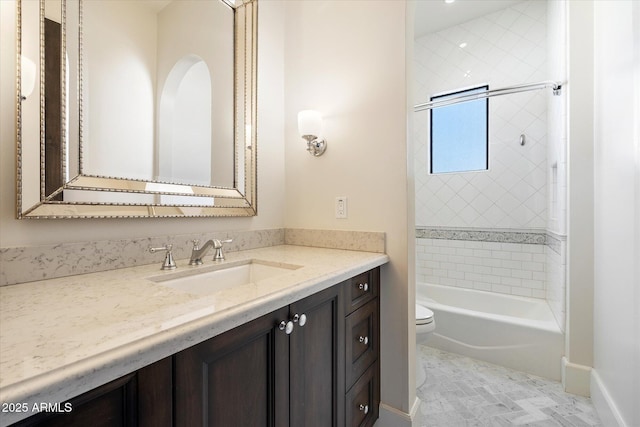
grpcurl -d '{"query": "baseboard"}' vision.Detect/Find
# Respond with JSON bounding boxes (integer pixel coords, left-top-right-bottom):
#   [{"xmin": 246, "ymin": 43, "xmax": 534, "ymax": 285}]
[
  {"xmin": 376, "ymin": 398, "xmax": 421, "ymax": 427},
  {"xmin": 561, "ymin": 356, "xmax": 591, "ymax": 396},
  {"xmin": 591, "ymin": 369, "xmax": 627, "ymax": 427}
]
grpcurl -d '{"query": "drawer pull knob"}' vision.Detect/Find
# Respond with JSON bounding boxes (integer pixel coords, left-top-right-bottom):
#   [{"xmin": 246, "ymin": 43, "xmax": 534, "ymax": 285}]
[
  {"xmin": 359, "ymin": 336, "xmax": 369, "ymax": 345},
  {"xmin": 358, "ymin": 283, "xmax": 369, "ymax": 292},
  {"xmin": 359, "ymin": 404, "xmax": 369, "ymax": 414},
  {"xmin": 279, "ymin": 320, "xmax": 294, "ymax": 335},
  {"xmin": 293, "ymin": 313, "xmax": 307, "ymax": 327}
]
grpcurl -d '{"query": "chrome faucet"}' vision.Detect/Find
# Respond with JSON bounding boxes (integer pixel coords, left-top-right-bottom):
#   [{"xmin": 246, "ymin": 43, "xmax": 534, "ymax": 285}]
[
  {"xmin": 189, "ymin": 238, "xmax": 233, "ymax": 265},
  {"xmin": 149, "ymin": 244, "xmax": 177, "ymax": 270},
  {"xmin": 189, "ymin": 239, "xmax": 214, "ymax": 265}
]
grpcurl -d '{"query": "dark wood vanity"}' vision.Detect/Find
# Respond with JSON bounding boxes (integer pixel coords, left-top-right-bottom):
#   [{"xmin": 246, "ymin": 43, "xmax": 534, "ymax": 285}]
[{"xmin": 10, "ymin": 268, "xmax": 380, "ymax": 427}]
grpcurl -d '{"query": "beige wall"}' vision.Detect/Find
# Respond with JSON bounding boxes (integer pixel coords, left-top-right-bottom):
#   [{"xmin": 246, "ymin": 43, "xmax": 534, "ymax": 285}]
[
  {"xmin": 282, "ymin": 0, "xmax": 414, "ymax": 421},
  {"xmin": 0, "ymin": 0, "xmax": 286, "ymax": 248},
  {"xmin": 565, "ymin": 0, "xmax": 595, "ymax": 396}
]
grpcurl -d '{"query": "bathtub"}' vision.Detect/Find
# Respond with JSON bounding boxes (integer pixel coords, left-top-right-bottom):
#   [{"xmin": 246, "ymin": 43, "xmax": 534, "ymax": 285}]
[{"xmin": 417, "ymin": 283, "xmax": 564, "ymax": 380}]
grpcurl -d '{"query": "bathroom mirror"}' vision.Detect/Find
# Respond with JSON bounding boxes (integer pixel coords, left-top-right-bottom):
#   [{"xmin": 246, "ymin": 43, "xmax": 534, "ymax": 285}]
[{"xmin": 16, "ymin": 0, "xmax": 257, "ymax": 218}]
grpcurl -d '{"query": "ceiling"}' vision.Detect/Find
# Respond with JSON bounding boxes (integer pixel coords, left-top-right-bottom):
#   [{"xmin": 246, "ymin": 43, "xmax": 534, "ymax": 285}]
[{"xmin": 414, "ymin": 0, "xmax": 524, "ymax": 38}]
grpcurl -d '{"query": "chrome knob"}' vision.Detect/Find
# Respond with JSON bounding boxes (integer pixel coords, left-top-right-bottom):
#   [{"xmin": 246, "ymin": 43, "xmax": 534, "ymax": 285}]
[
  {"xmin": 359, "ymin": 404, "xmax": 369, "ymax": 414},
  {"xmin": 359, "ymin": 336, "xmax": 369, "ymax": 345},
  {"xmin": 279, "ymin": 320, "xmax": 294, "ymax": 335},
  {"xmin": 358, "ymin": 283, "xmax": 369, "ymax": 292},
  {"xmin": 293, "ymin": 313, "xmax": 307, "ymax": 327}
]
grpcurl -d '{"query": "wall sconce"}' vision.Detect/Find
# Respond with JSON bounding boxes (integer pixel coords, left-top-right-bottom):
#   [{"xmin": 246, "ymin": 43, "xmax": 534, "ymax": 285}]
[
  {"xmin": 21, "ymin": 55, "xmax": 36, "ymax": 100},
  {"xmin": 297, "ymin": 110, "xmax": 327, "ymax": 157}
]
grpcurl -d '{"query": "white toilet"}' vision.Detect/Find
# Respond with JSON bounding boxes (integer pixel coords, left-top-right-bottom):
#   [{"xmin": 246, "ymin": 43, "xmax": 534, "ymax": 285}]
[
  {"xmin": 416, "ymin": 303, "xmax": 435, "ymax": 387},
  {"xmin": 416, "ymin": 303, "xmax": 435, "ymax": 344}
]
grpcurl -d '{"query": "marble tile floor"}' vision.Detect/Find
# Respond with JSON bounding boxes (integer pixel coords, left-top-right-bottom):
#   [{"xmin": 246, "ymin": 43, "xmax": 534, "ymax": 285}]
[{"xmin": 416, "ymin": 345, "xmax": 602, "ymax": 427}]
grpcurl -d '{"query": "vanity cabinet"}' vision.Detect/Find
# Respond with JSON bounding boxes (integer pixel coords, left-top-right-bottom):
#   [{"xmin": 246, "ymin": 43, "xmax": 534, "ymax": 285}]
[
  {"xmin": 10, "ymin": 357, "xmax": 172, "ymax": 427},
  {"xmin": 175, "ymin": 284, "xmax": 345, "ymax": 427},
  {"xmin": 9, "ymin": 268, "xmax": 380, "ymax": 427}
]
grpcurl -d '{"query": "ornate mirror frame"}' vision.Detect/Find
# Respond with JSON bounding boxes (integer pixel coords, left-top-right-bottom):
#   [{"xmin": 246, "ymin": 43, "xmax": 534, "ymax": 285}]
[{"xmin": 16, "ymin": 0, "xmax": 258, "ymax": 219}]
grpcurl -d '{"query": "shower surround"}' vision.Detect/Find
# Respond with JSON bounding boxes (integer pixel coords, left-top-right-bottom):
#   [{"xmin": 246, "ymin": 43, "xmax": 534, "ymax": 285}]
[{"xmin": 414, "ymin": 0, "xmax": 566, "ymax": 331}]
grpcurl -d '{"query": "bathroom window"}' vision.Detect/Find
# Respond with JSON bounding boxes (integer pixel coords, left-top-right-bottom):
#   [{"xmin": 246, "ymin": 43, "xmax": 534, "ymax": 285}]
[{"xmin": 430, "ymin": 85, "xmax": 488, "ymax": 174}]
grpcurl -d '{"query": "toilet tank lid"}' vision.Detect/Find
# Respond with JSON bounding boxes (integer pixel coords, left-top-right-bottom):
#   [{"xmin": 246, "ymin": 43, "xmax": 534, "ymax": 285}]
[{"xmin": 416, "ymin": 304, "xmax": 433, "ymax": 321}]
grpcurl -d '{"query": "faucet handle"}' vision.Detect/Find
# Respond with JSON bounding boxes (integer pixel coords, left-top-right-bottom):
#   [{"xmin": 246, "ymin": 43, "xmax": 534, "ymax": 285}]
[
  {"xmin": 192, "ymin": 239, "xmax": 200, "ymax": 250},
  {"xmin": 213, "ymin": 238, "xmax": 233, "ymax": 247},
  {"xmin": 149, "ymin": 244, "xmax": 177, "ymax": 270},
  {"xmin": 213, "ymin": 239, "xmax": 233, "ymax": 261}
]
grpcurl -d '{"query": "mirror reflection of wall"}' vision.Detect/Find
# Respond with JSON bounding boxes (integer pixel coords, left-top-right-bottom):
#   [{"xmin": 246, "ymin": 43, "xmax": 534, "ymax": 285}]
[
  {"xmin": 159, "ymin": 58, "xmax": 211, "ymax": 187},
  {"xmin": 83, "ymin": 1, "xmax": 155, "ymax": 181},
  {"xmin": 17, "ymin": 0, "xmax": 258, "ymax": 218},
  {"xmin": 82, "ymin": 0, "xmax": 234, "ymax": 187}
]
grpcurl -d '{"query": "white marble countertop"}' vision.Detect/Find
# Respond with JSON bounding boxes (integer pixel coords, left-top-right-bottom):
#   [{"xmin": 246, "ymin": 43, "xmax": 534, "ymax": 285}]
[{"xmin": 0, "ymin": 245, "xmax": 388, "ymax": 426}]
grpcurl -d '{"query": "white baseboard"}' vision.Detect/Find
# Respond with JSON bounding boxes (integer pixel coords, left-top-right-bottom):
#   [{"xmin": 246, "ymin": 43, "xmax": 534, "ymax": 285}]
[
  {"xmin": 375, "ymin": 398, "xmax": 421, "ymax": 427},
  {"xmin": 591, "ymin": 369, "xmax": 627, "ymax": 427},
  {"xmin": 561, "ymin": 356, "xmax": 591, "ymax": 396}
]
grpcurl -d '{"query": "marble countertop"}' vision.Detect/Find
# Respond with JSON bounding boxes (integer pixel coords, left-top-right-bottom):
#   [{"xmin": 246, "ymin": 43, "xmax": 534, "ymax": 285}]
[{"xmin": 0, "ymin": 245, "xmax": 388, "ymax": 425}]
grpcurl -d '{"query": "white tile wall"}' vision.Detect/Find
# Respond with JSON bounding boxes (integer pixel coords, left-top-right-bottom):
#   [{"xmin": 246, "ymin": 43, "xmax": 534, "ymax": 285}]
[
  {"xmin": 546, "ymin": 0, "xmax": 568, "ymax": 236},
  {"xmin": 416, "ymin": 231, "xmax": 567, "ymax": 326},
  {"xmin": 414, "ymin": 1, "xmax": 549, "ymax": 230},
  {"xmin": 413, "ymin": 0, "xmax": 567, "ymax": 320},
  {"xmin": 544, "ymin": 0, "xmax": 567, "ymax": 331},
  {"xmin": 416, "ymin": 237, "xmax": 547, "ymax": 298},
  {"xmin": 546, "ymin": 236, "xmax": 566, "ymax": 331},
  {"xmin": 413, "ymin": 1, "xmax": 567, "ymax": 322}
]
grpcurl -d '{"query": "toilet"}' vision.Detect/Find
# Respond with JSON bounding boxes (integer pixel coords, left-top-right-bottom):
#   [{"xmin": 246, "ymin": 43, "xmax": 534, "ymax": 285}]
[
  {"xmin": 416, "ymin": 303, "xmax": 435, "ymax": 387},
  {"xmin": 416, "ymin": 303, "xmax": 435, "ymax": 344}
]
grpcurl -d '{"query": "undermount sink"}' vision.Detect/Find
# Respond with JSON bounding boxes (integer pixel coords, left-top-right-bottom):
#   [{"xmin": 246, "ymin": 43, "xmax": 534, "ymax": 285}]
[{"xmin": 149, "ymin": 260, "xmax": 302, "ymax": 296}]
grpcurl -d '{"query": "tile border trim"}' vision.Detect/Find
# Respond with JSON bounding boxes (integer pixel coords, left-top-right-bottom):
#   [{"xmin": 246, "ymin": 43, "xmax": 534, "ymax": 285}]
[
  {"xmin": 416, "ymin": 226, "xmax": 548, "ymax": 245},
  {"xmin": 545, "ymin": 232, "xmax": 564, "ymax": 255},
  {"xmin": 416, "ymin": 227, "xmax": 566, "ymax": 254}
]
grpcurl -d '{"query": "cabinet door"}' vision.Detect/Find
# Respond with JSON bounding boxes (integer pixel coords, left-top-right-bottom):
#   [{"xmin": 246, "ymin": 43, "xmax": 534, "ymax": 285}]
[
  {"xmin": 10, "ymin": 357, "xmax": 172, "ymax": 427},
  {"xmin": 289, "ymin": 286, "xmax": 345, "ymax": 427},
  {"xmin": 174, "ymin": 306, "xmax": 290, "ymax": 427}
]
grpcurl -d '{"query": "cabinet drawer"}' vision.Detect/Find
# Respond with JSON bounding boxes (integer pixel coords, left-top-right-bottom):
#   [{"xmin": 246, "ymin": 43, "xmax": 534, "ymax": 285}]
[
  {"xmin": 345, "ymin": 299, "xmax": 378, "ymax": 390},
  {"xmin": 344, "ymin": 268, "xmax": 379, "ymax": 315},
  {"xmin": 345, "ymin": 361, "xmax": 379, "ymax": 427}
]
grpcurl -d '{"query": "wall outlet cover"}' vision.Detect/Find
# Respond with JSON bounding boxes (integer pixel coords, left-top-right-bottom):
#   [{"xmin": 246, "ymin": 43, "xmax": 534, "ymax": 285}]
[{"xmin": 335, "ymin": 196, "xmax": 348, "ymax": 219}]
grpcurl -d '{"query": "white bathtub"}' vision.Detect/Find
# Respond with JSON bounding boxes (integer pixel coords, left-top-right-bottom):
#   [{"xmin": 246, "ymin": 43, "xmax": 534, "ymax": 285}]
[{"xmin": 417, "ymin": 283, "xmax": 564, "ymax": 380}]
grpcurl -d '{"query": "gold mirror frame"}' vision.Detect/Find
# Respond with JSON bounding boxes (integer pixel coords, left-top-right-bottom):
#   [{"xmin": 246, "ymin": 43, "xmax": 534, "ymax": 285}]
[{"xmin": 16, "ymin": 0, "xmax": 257, "ymax": 219}]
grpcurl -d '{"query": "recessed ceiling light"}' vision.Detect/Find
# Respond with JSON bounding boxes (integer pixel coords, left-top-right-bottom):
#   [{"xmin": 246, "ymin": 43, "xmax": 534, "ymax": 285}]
[
  {"xmin": 444, "ymin": 0, "xmax": 455, "ymax": 4},
  {"xmin": 459, "ymin": 42, "xmax": 468, "ymax": 48}
]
